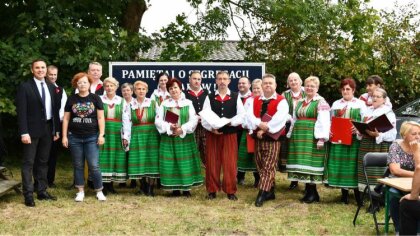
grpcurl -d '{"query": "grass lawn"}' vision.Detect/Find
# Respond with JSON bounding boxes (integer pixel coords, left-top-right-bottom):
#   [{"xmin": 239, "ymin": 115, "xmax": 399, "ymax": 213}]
[{"xmin": 0, "ymin": 153, "xmax": 393, "ymax": 235}]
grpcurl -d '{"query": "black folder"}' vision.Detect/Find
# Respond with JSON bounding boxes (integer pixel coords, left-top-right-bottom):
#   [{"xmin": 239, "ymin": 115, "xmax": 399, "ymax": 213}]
[{"xmin": 351, "ymin": 114, "xmax": 393, "ymax": 136}]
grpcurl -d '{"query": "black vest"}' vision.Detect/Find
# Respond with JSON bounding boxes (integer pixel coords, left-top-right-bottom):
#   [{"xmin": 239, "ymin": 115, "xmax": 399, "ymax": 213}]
[
  {"xmin": 209, "ymin": 92, "xmax": 238, "ymax": 134},
  {"xmin": 185, "ymin": 89, "xmax": 208, "ymax": 114}
]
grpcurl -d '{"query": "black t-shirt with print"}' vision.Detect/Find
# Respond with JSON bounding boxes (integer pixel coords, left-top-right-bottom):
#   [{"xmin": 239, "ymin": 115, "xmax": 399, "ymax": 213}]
[{"xmin": 65, "ymin": 93, "xmax": 104, "ymax": 136}]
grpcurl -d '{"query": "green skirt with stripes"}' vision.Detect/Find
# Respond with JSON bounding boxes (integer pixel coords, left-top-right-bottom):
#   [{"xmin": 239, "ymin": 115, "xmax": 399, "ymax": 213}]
[
  {"xmin": 159, "ymin": 133, "xmax": 203, "ymax": 191},
  {"xmin": 357, "ymin": 137, "xmax": 390, "ymax": 191},
  {"xmin": 100, "ymin": 120, "xmax": 127, "ymax": 182},
  {"xmin": 287, "ymin": 120, "xmax": 327, "ymax": 184},
  {"xmin": 325, "ymin": 136, "xmax": 359, "ymax": 188},
  {"xmin": 128, "ymin": 124, "xmax": 160, "ymax": 179},
  {"xmin": 237, "ymin": 131, "xmax": 256, "ymax": 172}
]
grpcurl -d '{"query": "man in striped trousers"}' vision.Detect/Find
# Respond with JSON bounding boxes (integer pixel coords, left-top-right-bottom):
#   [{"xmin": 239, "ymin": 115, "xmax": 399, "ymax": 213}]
[{"xmin": 246, "ymin": 74, "xmax": 289, "ymax": 207}]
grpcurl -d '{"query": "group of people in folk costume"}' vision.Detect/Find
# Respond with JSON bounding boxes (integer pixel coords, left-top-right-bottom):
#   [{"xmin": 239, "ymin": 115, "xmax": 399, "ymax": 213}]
[
  {"xmin": 64, "ymin": 68, "xmax": 400, "ymax": 208},
  {"xmin": 19, "ymin": 59, "xmax": 403, "ymax": 211}
]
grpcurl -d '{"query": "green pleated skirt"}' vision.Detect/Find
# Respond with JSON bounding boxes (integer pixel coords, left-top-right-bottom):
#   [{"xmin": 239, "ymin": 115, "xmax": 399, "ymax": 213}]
[{"xmin": 159, "ymin": 134, "xmax": 203, "ymax": 191}]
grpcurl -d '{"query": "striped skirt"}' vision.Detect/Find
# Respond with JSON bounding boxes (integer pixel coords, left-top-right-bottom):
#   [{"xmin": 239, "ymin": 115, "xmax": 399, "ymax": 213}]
[
  {"xmin": 237, "ymin": 131, "xmax": 256, "ymax": 172},
  {"xmin": 159, "ymin": 134, "xmax": 203, "ymax": 191},
  {"xmin": 325, "ymin": 137, "xmax": 359, "ymax": 188},
  {"xmin": 286, "ymin": 120, "xmax": 327, "ymax": 184},
  {"xmin": 357, "ymin": 138, "xmax": 390, "ymax": 191},
  {"xmin": 100, "ymin": 120, "xmax": 127, "ymax": 182},
  {"xmin": 128, "ymin": 124, "xmax": 160, "ymax": 179}
]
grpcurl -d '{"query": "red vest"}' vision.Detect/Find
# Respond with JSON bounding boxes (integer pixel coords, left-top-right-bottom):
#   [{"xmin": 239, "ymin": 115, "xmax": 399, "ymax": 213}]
[{"xmin": 253, "ymin": 94, "xmax": 285, "ymax": 118}]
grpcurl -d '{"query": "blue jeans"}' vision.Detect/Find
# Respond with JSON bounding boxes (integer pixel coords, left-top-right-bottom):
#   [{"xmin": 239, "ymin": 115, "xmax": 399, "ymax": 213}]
[
  {"xmin": 68, "ymin": 133, "xmax": 103, "ymax": 191},
  {"xmin": 389, "ymin": 187, "xmax": 403, "ymax": 232}
]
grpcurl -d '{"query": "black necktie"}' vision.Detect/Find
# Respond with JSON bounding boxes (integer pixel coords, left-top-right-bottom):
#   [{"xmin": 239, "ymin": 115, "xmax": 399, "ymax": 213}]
[
  {"xmin": 41, "ymin": 82, "xmax": 46, "ymax": 118},
  {"xmin": 260, "ymin": 99, "xmax": 272, "ymax": 117}
]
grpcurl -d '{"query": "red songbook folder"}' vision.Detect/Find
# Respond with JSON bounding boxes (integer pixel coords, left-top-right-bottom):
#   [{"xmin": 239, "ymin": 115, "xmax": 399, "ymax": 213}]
[
  {"xmin": 330, "ymin": 117, "xmax": 353, "ymax": 145},
  {"xmin": 164, "ymin": 110, "xmax": 179, "ymax": 124},
  {"xmin": 260, "ymin": 113, "xmax": 283, "ymax": 141},
  {"xmin": 246, "ymin": 133, "xmax": 255, "ymax": 153}
]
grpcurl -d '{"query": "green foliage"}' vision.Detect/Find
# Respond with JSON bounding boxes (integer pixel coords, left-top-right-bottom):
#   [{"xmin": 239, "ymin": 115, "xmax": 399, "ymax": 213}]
[
  {"xmin": 183, "ymin": 0, "xmax": 419, "ymax": 107},
  {"xmin": 157, "ymin": 11, "xmax": 225, "ymax": 62},
  {"xmin": 0, "ymin": 0, "xmax": 152, "ymax": 116}
]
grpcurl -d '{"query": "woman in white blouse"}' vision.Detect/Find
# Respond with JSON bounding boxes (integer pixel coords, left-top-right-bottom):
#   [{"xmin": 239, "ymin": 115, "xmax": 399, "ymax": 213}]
[
  {"xmin": 99, "ymin": 77, "xmax": 126, "ymax": 194},
  {"xmin": 155, "ymin": 78, "xmax": 203, "ymax": 197},
  {"xmin": 357, "ymin": 88, "xmax": 397, "ymax": 191},
  {"xmin": 286, "ymin": 76, "xmax": 331, "ymax": 203},
  {"xmin": 326, "ymin": 78, "xmax": 366, "ymax": 205}
]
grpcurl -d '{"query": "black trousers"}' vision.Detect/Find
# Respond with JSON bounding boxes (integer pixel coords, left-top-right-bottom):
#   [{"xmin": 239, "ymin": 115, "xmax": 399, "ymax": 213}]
[
  {"xmin": 47, "ymin": 137, "xmax": 61, "ymax": 185},
  {"xmin": 22, "ymin": 122, "xmax": 52, "ymax": 196},
  {"xmin": 399, "ymin": 199, "xmax": 420, "ymax": 235}
]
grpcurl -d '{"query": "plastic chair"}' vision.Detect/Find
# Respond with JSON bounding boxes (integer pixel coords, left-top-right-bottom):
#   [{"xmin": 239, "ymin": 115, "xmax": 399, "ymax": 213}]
[{"xmin": 353, "ymin": 152, "xmax": 388, "ymax": 235}]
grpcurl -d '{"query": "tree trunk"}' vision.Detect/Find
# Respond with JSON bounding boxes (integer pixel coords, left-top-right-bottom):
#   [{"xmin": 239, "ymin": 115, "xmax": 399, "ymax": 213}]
[{"xmin": 122, "ymin": 0, "xmax": 147, "ymax": 34}]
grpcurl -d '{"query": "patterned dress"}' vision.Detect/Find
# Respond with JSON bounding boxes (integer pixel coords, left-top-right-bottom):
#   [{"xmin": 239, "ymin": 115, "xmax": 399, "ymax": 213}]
[
  {"xmin": 357, "ymin": 105, "xmax": 397, "ymax": 190},
  {"xmin": 287, "ymin": 95, "xmax": 330, "ymax": 183},
  {"xmin": 155, "ymin": 98, "xmax": 203, "ymax": 191},
  {"xmin": 127, "ymin": 98, "xmax": 160, "ymax": 179},
  {"xmin": 387, "ymin": 141, "xmax": 415, "ymax": 174},
  {"xmin": 100, "ymin": 95, "xmax": 127, "ymax": 182},
  {"xmin": 325, "ymin": 98, "xmax": 366, "ymax": 188}
]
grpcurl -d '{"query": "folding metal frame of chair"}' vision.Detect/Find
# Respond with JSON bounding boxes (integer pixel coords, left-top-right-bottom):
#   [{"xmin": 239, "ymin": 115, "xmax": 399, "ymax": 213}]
[{"xmin": 353, "ymin": 152, "xmax": 388, "ymax": 235}]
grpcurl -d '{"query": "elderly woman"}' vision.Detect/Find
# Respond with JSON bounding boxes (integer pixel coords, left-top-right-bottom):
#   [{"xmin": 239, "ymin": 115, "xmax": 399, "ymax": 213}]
[
  {"xmin": 238, "ymin": 79, "xmax": 263, "ymax": 187},
  {"xmin": 359, "ymin": 75, "xmax": 392, "ymax": 108},
  {"xmin": 152, "ymin": 72, "xmax": 171, "ymax": 106},
  {"xmin": 286, "ymin": 76, "xmax": 330, "ymax": 203},
  {"xmin": 155, "ymin": 78, "xmax": 203, "ymax": 197},
  {"xmin": 357, "ymin": 88, "xmax": 397, "ymax": 192},
  {"xmin": 326, "ymin": 78, "xmax": 366, "ymax": 205},
  {"xmin": 282, "ymin": 72, "xmax": 306, "ymax": 190},
  {"xmin": 387, "ymin": 121, "xmax": 419, "ymax": 232},
  {"xmin": 123, "ymin": 81, "xmax": 160, "ymax": 196},
  {"xmin": 99, "ymin": 77, "xmax": 126, "ymax": 194},
  {"xmin": 62, "ymin": 72, "xmax": 106, "ymax": 201}
]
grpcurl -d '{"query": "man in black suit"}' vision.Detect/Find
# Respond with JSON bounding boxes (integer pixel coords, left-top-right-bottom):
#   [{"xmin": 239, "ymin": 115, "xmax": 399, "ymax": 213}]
[{"xmin": 16, "ymin": 59, "xmax": 60, "ymax": 207}]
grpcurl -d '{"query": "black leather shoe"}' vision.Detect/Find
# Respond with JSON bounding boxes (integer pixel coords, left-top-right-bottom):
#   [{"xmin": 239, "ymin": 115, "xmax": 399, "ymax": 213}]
[
  {"xmin": 48, "ymin": 183, "xmax": 57, "ymax": 188},
  {"xmin": 301, "ymin": 184, "xmax": 310, "ymax": 202},
  {"xmin": 354, "ymin": 188, "xmax": 363, "ymax": 207},
  {"xmin": 266, "ymin": 189, "xmax": 276, "ymax": 201},
  {"xmin": 227, "ymin": 194, "xmax": 238, "ymax": 201},
  {"xmin": 288, "ymin": 181, "xmax": 298, "ymax": 190},
  {"xmin": 303, "ymin": 185, "xmax": 319, "ymax": 204},
  {"xmin": 341, "ymin": 189, "xmax": 349, "ymax": 204},
  {"xmin": 145, "ymin": 185, "xmax": 155, "ymax": 197},
  {"xmin": 255, "ymin": 190, "xmax": 266, "ymax": 207},
  {"xmin": 24, "ymin": 196, "xmax": 35, "ymax": 207},
  {"xmin": 37, "ymin": 192, "xmax": 57, "ymax": 201},
  {"xmin": 129, "ymin": 180, "xmax": 137, "ymax": 189},
  {"xmin": 109, "ymin": 183, "xmax": 117, "ymax": 194},
  {"xmin": 171, "ymin": 190, "xmax": 181, "ymax": 197},
  {"xmin": 237, "ymin": 171, "xmax": 245, "ymax": 185},
  {"xmin": 206, "ymin": 192, "xmax": 216, "ymax": 200},
  {"xmin": 182, "ymin": 191, "xmax": 191, "ymax": 198}
]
